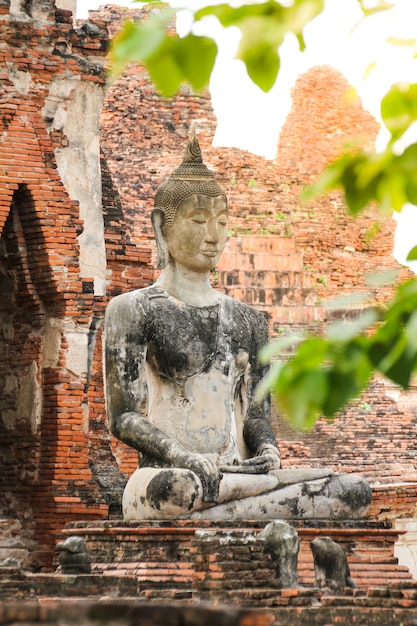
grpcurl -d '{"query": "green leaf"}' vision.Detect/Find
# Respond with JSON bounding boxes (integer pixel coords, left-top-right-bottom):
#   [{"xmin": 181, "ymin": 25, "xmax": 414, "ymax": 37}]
[
  {"xmin": 406, "ymin": 181, "xmax": 417, "ymax": 205},
  {"xmin": 196, "ymin": 2, "xmax": 285, "ymax": 28},
  {"xmin": 275, "ymin": 367, "xmax": 328, "ymax": 430},
  {"xmin": 196, "ymin": 1, "xmax": 324, "ymax": 92},
  {"xmin": 255, "ymin": 361, "xmax": 284, "ymax": 403},
  {"xmin": 406, "ymin": 246, "xmax": 417, "ymax": 261},
  {"xmin": 293, "ymin": 337, "xmax": 329, "ymax": 368},
  {"xmin": 323, "ymin": 362, "xmax": 370, "ymax": 417},
  {"xmin": 326, "ymin": 310, "xmax": 379, "ymax": 343},
  {"xmin": 325, "ymin": 292, "xmax": 370, "ymax": 310},
  {"xmin": 241, "ymin": 44, "xmax": 280, "ymax": 92},
  {"xmin": 365, "ymin": 269, "xmax": 399, "ymax": 287},
  {"xmin": 303, "ymin": 156, "xmax": 348, "ymax": 200},
  {"xmin": 258, "ymin": 333, "xmax": 304, "ymax": 363},
  {"xmin": 146, "ymin": 41, "xmax": 183, "ymax": 97},
  {"xmin": 381, "ymin": 83, "xmax": 417, "ymax": 143},
  {"xmin": 386, "ymin": 36, "xmax": 417, "ymax": 47},
  {"xmin": 363, "ymin": 61, "xmax": 377, "ymax": 79},
  {"xmin": 357, "ymin": 0, "xmax": 394, "ymax": 18},
  {"xmin": 371, "ymin": 335, "xmax": 414, "ymax": 388},
  {"xmin": 368, "ymin": 283, "xmax": 417, "ymax": 388},
  {"xmin": 296, "ymin": 32, "xmax": 306, "ymax": 52},
  {"xmin": 378, "ymin": 169, "xmax": 408, "ymax": 212},
  {"xmin": 405, "ymin": 310, "xmax": 417, "ymax": 353},
  {"xmin": 285, "ymin": 0, "xmax": 325, "ymax": 32},
  {"xmin": 237, "ymin": 16, "xmax": 283, "ymax": 92},
  {"xmin": 108, "ymin": 7, "xmax": 176, "ymax": 77},
  {"xmin": 342, "ymin": 162, "xmax": 377, "ymax": 215},
  {"xmin": 173, "ymin": 35, "xmax": 217, "ymax": 91}
]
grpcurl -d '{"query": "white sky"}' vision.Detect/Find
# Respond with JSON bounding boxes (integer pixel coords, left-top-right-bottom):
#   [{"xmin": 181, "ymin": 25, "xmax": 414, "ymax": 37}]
[{"xmin": 77, "ymin": 0, "xmax": 417, "ymax": 272}]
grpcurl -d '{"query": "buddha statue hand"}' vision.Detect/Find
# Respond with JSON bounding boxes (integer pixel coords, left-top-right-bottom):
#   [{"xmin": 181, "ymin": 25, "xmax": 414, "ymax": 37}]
[
  {"xmin": 177, "ymin": 451, "xmax": 222, "ymax": 503},
  {"xmin": 220, "ymin": 444, "xmax": 281, "ymax": 475}
]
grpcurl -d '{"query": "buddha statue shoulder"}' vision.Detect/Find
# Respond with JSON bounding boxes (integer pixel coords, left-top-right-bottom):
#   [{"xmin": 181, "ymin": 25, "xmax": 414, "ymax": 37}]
[{"xmin": 104, "ymin": 133, "xmax": 372, "ymax": 521}]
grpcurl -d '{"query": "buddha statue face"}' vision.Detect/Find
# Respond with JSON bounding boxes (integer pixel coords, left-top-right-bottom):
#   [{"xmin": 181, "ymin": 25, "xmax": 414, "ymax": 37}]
[
  {"xmin": 163, "ymin": 193, "xmax": 228, "ymax": 273},
  {"xmin": 152, "ymin": 133, "xmax": 228, "ymax": 271}
]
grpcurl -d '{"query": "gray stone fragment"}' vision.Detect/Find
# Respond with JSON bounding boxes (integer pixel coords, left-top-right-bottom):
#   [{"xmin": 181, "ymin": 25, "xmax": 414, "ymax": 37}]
[
  {"xmin": 310, "ymin": 536, "xmax": 356, "ymax": 592},
  {"xmin": 260, "ymin": 520, "xmax": 299, "ymax": 588},
  {"xmin": 56, "ymin": 536, "xmax": 91, "ymax": 574}
]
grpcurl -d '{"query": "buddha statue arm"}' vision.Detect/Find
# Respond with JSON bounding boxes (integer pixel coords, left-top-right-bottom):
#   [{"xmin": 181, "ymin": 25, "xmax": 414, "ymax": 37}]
[
  {"xmin": 240, "ymin": 311, "xmax": 281, "ymax": 472},
  {"xmin": 104, "ymin": 292, "xmax": 221, "ymax": 503}
]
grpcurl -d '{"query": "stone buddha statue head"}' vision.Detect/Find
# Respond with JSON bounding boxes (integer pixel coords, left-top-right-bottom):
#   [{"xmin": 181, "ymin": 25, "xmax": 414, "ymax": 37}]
[{"xmin": 152, "ymin": 133, "xmax": 228, "ymax": 271}]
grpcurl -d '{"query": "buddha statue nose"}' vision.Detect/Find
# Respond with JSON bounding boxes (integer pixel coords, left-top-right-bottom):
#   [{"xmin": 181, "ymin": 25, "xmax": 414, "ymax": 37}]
[{"xmin": 206, "ymin": 218, "xmax": 220, "ymax": 242}]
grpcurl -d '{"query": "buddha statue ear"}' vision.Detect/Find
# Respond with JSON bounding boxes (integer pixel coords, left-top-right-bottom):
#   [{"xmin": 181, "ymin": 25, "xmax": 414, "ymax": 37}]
[{"xmin": 151, "ymin": 208, "xmax": 169, "ymax": 269}]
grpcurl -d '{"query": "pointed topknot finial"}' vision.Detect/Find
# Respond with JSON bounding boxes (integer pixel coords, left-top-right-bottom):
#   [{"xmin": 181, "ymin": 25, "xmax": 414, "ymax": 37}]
[{"xmin": 183, "ymin": 127, "xmax": 203, "ymax": 164}]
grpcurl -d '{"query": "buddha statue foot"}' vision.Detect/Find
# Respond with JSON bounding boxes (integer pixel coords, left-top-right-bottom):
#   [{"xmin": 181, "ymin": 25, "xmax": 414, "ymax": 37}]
[{"xmin": 189, "ymin": 472, "xmax": 371, "ymax": 521}]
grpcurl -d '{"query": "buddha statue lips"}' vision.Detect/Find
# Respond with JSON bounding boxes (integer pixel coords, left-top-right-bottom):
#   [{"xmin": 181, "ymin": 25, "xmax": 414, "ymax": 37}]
[{"xmin": 104, "ymin": 132, "xmax": 372, "ymax": 521}]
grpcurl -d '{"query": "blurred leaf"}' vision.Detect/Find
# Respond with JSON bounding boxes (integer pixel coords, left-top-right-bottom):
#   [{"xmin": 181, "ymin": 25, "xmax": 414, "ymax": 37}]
[
  {"xmin": 259, "ymin": 333, "xmax": 304, "ymax": 363},
  {"xmin": 325, "ymin": 292, "xmax": 370, "ymax": 310},
  {"xmin": 237, "ymin": 16, "xmax": 282, "ymax": 91},
  {"xmin": 323, "ymin": 350, "xmax": 372, "ymax": 417},
  {"xmin": 358, "ymin": 0, "xmax": 394, "ymax": 17},
  {"xmin": 326, "ymin": 310, "xmax": 379, "ymax": 342},
  {"xmin": 173, "ymin": 34, "xmax": 217, "ymax": 91},
  {"xmin": 377, "ymin": 169, "xmax": 408, "ymax": 212},
  {"xmin": 292, "ymin": 337, "xmax": 329, "ymax": 368},
  {"xmin": 381, "ymin": 83, "xmax": 417, "ymax": 143},
  {"xmin": 255, "ymin": 361, "xmax": 283, "ymax": 403},
  {"xmin": 363, "ymin": 60, "xmax": 377, "ymax": 79},
  {"xmin": 303, "ymin": 157, "xmax": 347, "ymax": 200},
  {"xmin": 406, "ymin": 180, "xmax": 417, "ymax": 205},
  {"xmin": 406, "ymin": 246, "xmax": 417, "ymax": 261},
  {"xmin": 110, "ymin": 0, "xmax": 326, "ymax": 94},
  {"xmin": 275, "ymin": 367, "xmax": 328, "ymax": 430},
  {"xmin": 405, "ymin": 310, "xmax": 417, "ymax": 352},
  {"xmin": 109, "ymin": 7, "xmax": 175, "ymax": 77},
  {"xmin": 386, "ymin": 36, "xmax": 417, "ymax": 47},
  {"xmin": 196, "ymin": 1, "xmax": 324, "ymax": 92},
  {"xmin": 296, "ymin": 31, "xmax": 306, "ymax": 52},
  {"xmin": 146, "ymin": 40, "xmax": 183, "ymax": 96},
  {"xmin": 365, "ymin": 269, "xmax": 399, "ymax": 287},
  {"xmin": 195, "ymin": 2, "xmax": 274, "ymax": 27},
  {"xmin": 368, "ymin": 280, "xmax": 417, "ymax": 387}
]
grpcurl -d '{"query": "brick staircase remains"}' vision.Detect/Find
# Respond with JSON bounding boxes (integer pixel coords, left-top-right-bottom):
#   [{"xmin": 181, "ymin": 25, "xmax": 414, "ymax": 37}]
[
  {"xmin": 2, "ymin": 519, "xmax": 417, "ymax": 625},
  {"xmin": 22, "ymin": 520, "xmax": 416, "ymax": 598}
]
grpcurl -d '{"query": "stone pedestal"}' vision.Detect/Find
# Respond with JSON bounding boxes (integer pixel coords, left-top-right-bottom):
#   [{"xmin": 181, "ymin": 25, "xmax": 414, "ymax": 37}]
[
  {"xmin": 48, "ymin": 519, "xmax": 413, "ymax": 601},
  {"xmin": 1, "ymin": 520, "xmax": 417, "ymax": 625}
]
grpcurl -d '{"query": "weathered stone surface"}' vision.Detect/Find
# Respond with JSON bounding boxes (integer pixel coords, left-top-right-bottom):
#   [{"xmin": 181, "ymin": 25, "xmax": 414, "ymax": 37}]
[
  {"xmin": 56, "ymin": 537, "xmax": 91, "ymax": 574},
  {"xmin": 310, "ymin": 536, "xmax": 356, "ymax": 592},
  {"xmin": 260, "ymin": 521, "xmax": 299, "ymax": 588}
]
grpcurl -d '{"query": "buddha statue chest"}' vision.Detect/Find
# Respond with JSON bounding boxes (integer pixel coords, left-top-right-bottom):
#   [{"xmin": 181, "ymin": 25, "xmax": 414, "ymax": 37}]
[
  {"xmin": 140, "ymin": 289, "xmax": 252, "ymax": 459},
  {"xmin": 145, "ymin": 295, "xmax": 220, "ymax": 381}
]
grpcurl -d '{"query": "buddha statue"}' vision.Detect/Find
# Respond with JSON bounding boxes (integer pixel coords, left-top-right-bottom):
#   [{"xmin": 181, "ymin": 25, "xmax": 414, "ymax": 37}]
[{"xmin": 104, "ymin": 134, "xmax": 371, "ymax": 521}]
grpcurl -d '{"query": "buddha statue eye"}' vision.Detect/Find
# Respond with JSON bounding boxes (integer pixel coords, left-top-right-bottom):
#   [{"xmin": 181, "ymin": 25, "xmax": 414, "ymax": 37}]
[{"xmin": 191, "ymin": 213, "xmax": 207, "ymax": 224}]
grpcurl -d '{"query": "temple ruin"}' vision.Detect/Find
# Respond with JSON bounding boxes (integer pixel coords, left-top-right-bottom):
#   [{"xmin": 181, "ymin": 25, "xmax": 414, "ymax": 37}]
[{"xmin": 1, "ymin": 2, "xmax": 417, "ymax": 623}]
